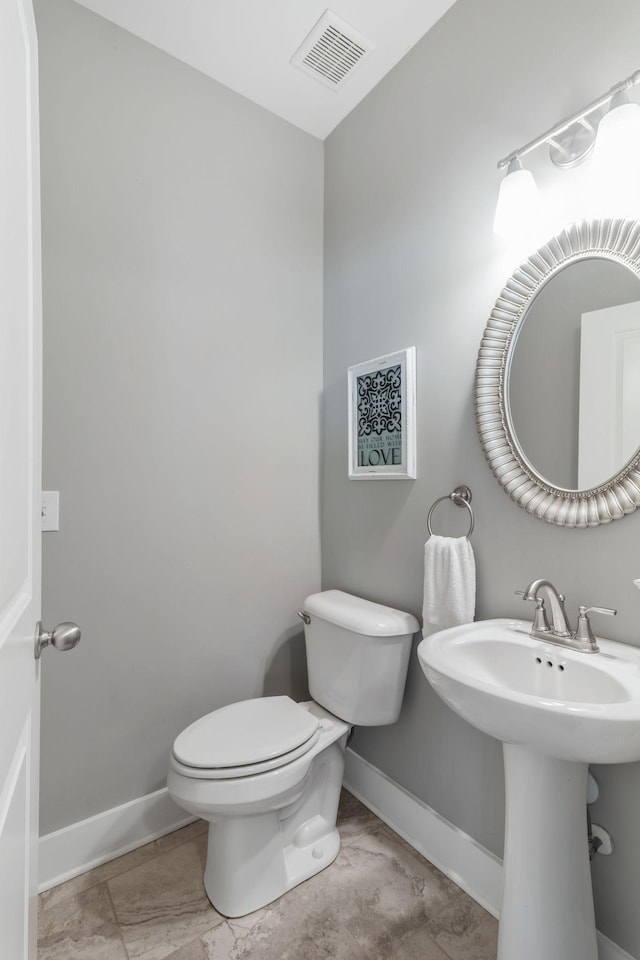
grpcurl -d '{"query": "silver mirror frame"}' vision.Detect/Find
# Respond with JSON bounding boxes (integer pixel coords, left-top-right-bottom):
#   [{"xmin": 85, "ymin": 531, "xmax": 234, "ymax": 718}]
[{"xmin": 475, "ymin": 218, "xmax": 640, "ymax": 527}]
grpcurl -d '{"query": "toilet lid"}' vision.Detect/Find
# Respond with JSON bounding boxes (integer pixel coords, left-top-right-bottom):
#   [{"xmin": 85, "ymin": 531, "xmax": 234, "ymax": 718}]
[{"xmin": 172, "ymin": 696, "xmax": 320, "ymax": 769}]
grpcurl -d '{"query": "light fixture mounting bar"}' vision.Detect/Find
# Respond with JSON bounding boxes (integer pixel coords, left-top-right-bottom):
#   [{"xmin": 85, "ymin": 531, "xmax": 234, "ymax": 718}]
[{"xmin": 497, "ymin": 69, "xmax": 640, "ymax": 170}]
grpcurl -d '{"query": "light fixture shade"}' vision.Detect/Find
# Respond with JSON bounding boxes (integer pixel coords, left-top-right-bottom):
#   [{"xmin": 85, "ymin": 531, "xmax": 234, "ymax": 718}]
[
  {"xmin": 590, "ymin": 91, "xmax": 640, "ymax": 218},
  {"xmin": 493, "ymin": 157, "xmax": 541, "ymax": 240}
]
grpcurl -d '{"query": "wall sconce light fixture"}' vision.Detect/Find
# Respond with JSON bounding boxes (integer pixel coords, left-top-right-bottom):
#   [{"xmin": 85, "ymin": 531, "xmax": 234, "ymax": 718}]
[{"xmin": 494, "ymin": 69, "xmax": 640, "ymax": 239}]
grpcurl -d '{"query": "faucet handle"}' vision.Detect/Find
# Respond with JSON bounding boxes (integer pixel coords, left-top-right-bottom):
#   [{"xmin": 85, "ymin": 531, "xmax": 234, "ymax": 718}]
[
  {"xmin": 515, "ymin": 591, "xmax": 550, "ymax": 633},
  {"xmin": 575, "ymin": 605, "xmax": 617, "ymax": 652},
  {"xmin": 515, "ymin": 590, "xmax": 534, "ymax": 601},
  {"xmin": 580, "ymin": 605, "xmax": 617, "ymax": 618}
]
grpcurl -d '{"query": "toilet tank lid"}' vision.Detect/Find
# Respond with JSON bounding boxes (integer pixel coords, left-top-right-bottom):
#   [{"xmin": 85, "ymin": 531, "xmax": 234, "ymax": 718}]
[{"xmin": 303, "ymin": 590, "xmax": 419, "ymax": 637}]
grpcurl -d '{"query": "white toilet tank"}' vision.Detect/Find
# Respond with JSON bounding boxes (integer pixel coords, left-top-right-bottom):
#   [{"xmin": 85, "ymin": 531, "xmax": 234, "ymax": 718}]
[{"xmin": 302, "ymin": 590, "xmax": 419, "ymax": 725}]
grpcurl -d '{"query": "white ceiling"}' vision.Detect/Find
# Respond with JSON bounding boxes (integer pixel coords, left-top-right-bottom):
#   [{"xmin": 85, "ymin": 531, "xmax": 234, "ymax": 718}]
[{"xmin": 71, "ymin": 0, "xmax": 457, "ymax": 139}]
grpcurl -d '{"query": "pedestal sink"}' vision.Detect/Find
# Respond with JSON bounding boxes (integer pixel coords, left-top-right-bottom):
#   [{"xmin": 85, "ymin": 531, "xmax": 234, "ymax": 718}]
[{"xmin": 417, "ymin": 618, "xmax": 640, "ymax": 960}]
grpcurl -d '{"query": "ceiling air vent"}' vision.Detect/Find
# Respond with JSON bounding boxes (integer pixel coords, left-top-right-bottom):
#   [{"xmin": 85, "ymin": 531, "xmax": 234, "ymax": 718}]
[{"xmin": 291, "ymin": 10, "xmax": 373, "ymax": 90}]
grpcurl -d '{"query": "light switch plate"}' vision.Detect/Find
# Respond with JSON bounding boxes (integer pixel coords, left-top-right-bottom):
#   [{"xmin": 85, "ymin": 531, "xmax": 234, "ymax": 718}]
[{"xmin": 41, "ymin": 491, "xmax": 60, "ymax": 531}]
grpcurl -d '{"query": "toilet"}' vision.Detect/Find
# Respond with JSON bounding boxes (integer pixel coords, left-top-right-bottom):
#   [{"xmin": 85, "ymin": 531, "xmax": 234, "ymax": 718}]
[{"xmin": 167, "ymin": 589, "xmax": 419, "ymax": 917}]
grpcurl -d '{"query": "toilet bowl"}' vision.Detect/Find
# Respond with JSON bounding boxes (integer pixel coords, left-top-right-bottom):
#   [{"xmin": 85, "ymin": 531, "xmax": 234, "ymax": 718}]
[{"xmin": 167, "ymin": 590, "xmax": 419, "ymax": 917}]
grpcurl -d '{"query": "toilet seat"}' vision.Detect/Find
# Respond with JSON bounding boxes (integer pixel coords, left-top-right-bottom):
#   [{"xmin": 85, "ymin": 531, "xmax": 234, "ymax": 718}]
[{"xmin": 172, "ymin": 696, "xmax": 322, "ymax": 780}]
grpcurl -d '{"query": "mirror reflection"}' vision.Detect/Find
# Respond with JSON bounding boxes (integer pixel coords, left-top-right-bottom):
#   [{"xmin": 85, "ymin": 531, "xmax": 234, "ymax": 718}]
[{"xmin": 506, "ymin": 257, "xmax": 640, "ymax": 491}]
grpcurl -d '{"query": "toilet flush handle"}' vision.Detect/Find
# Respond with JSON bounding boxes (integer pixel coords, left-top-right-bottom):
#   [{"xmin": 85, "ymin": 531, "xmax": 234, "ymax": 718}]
[{"xmin": 298, "ymin": 611, "xmax": 311, "ymax": 625}]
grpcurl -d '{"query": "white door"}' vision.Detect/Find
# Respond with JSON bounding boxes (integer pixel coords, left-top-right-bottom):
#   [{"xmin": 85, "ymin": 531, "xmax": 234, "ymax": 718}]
[
  {"xmin": 0, "ymin": 0, "xmax": 42, "ymax": 956},
  {"xmin": 578, "ymin": 299, "xmax": 640, "ymax": 489}
]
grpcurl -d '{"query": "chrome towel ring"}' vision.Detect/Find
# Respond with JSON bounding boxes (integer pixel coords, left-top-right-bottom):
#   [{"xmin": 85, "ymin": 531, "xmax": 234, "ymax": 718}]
[{"xmin": 427, "ymin": 485, "xmax": 474, "ymax": 538}]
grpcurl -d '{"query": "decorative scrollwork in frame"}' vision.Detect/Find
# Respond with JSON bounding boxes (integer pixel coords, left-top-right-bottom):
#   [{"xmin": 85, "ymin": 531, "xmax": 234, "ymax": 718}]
[
  {"xmin": 475, "ymin": 218, "xmax": 640, "ymax": 527},
  {"xmin": 348, "ymin": 346, "xmax": 417, "ymax": 480}
]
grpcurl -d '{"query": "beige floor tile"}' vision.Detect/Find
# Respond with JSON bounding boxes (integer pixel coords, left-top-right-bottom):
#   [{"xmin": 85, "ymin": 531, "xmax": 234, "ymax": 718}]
[
  {"xmin": 336, "ymin": 788, "xmax": 379, "ymax": 844},
  {"xmin": 108, "ymin": 836, "xmax": 223, "ymax": 960},
  {"xmin": 201, "ymin": 903, "xmax": 369, "ymax": 960},
  {"xmin": 200, "ymin": 908, "xmax": 267, "ymax": 960},
  {"xmin": 425, "ymin": 892, "xmax": 499, "ymax": 960},
  {"xmin": 39, "ymin": 842, "xmax": 159, "ymax": 913},
  {"xmin": 154, "ymin": 819, "xmax": 208, "ymax": 856},
  {"xmin": 39, "ymin": 820, "xmax": 208, "ymax": 914},
  {"xmin": 312, "ymin": 826, "xmax": 462, "ymax": 957},
  {"xmin": 165, "ymin": 937, "xmax": 208, "ymax": 960},
  {"xmin": 383, "ymin": 926, "xmax": 453, "ymax": 960},
  {"xmin": 38, "ymin": 883, "xmax": 127, "ymax": 960}
]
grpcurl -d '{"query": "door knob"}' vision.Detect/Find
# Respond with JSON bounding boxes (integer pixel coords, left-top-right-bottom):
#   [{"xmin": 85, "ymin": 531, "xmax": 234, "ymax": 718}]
[{"xmin": 35, "ymin": 621, "xmax": 81, "ymax": 660}]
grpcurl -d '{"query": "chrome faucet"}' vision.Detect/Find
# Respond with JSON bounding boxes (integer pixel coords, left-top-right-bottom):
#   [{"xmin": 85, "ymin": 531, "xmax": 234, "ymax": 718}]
[
  {"xmin": 519, "ymin": 579, "xmax": 572, "ymax": 638},
  {"xmin": 516, "ymin": 579, "xmax": 617, "ymax": 654}
]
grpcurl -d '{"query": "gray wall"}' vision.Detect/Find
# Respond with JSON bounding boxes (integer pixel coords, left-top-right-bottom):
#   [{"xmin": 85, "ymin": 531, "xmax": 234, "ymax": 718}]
[
  {"xmin": 323, "ymin": 0, "xmax": 640, "ymax": 955},
  {"xmin": 36, "ymin": 0, "xmax": 323, "ymax": 834}
]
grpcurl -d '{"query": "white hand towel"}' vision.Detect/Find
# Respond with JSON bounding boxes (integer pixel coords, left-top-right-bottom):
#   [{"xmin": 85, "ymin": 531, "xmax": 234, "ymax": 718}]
[{"xmin": 422, "ymin": 535, "xmax": 476, "ymax": 638}]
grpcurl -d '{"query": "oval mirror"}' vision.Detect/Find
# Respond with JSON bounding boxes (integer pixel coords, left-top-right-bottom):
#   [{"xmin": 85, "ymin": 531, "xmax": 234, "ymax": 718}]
[{"xmin": 475, "ymin": 219, "xmax": 640, "ymax": 527}]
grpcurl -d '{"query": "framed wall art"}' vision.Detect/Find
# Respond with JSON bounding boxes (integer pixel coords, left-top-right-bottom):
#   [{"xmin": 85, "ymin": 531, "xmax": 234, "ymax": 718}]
[{"xmin": 348, "ymin": 346, "xmax": 416, "ymax": 480}]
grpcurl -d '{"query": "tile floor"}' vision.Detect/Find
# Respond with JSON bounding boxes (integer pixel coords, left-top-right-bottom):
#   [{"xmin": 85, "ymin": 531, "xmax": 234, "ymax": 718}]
[{"xmin": 38, "ymin": 790, "xmax": 498, "ymax": 960}]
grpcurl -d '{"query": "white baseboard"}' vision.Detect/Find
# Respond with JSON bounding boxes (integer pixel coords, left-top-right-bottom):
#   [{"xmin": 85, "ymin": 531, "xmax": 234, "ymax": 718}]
[
  {"xmin": 343, "ymin": 748, "xmax": 635, "ymax": 960},
  {"xmin": 597, "ymin": 933, "xmax": 639, "ymax": 960},
  {"xmin": 38, "ymin": 787, "xmax": 194, "ymax": 892}
]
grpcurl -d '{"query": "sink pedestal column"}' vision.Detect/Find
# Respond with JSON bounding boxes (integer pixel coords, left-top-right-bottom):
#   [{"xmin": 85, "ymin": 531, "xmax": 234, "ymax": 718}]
[{"xmin": 498, "ymin": 744, "xmax": 597, "ymax": 960}]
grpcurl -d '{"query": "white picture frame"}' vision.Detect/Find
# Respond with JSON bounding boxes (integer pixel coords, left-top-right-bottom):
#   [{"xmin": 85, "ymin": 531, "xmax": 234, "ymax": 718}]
[{"xmin": 348, "ymin": 346, "xmax": 416, "ymax": 480}]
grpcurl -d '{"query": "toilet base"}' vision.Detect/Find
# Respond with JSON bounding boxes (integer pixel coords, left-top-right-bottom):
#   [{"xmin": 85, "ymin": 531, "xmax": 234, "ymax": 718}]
[
  {"xmin": 202, "ymin": 734, "xmax": 347, "ymax": 916},
  {"xmin": 204, "ymin": 812, "xmax": 341, "ymax": 917}
]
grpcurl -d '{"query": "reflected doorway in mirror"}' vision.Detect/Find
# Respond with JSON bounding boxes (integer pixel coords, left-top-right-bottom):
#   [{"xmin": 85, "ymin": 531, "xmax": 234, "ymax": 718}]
[
  {"xmin": 579, "ymin": 300, "xmax": 640, "ymax": 488},
  {"xmin": 506, "ymin": 256, "xmax": 640, "ymax": 490}
]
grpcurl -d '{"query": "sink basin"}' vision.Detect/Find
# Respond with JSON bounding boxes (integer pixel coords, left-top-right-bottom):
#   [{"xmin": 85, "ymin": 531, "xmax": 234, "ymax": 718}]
[
  {"xmin": 417, "ymin": 617, "xmax": 640, "ymax": 763},
  {"xmin": 417, "ymin": 617, "xmax": 640, "ymax": 960}
]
